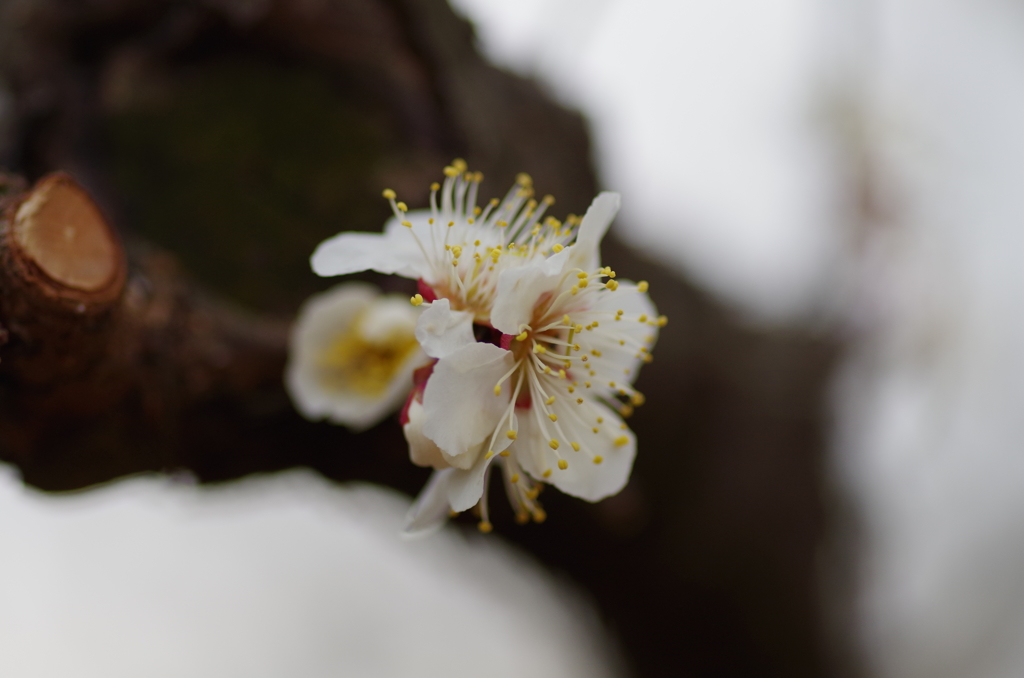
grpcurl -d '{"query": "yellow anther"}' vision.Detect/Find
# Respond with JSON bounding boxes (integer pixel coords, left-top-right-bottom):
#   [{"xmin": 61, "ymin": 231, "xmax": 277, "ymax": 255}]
[
  {"xmin": 578, "ymin": 279, "xmax": 589, "ymax": 288},
  {"xmin": 430, "ymin": 182, "xmax": 440, "ymax": 191},
  {"xmin": 473, "ymin": 239, "xmax": 480, "ymax": 246},
  {"xmin": 571, "ymin": 287, "xmax": 579, "ymax": 296},
  {"xmin": 401, "ymin": 220, "xmax": 412, "ymax": 228},
  {"xmin": 631, "ymin": 392, "xmax": 646, "ymax": 406},
  {"xmin": 563, "ymin": 361, "xmax": 572, "ymax": 370},
  {"xmin": 448, "ymin": 221, "xmax": 455, "ymax": 227},
  {"xmin": 572, "ymin": 344, "xmax": 580, "ymax": 351},
  {"xmin": 581, "ymin": 356, "xmax": 589, "ymax": 362},
  {"xmin": 609, "ymin": 381, "xmax": 616, "ymax": 388},
  {"xmin": 452, "ymin": 158, "xmax": 468, "ymax": 172},
  {"xmin": 532, "ymin": 508, "xmax": 547, "ymax": 522},
  {"xmin": 410, "ymin": 294, "xmax": 424, "ymax": 306},
  {"xmin": 558, "ymin": 369, "xmax": 567, "ymax": 379},
  {"xmin": 591, "ymin": 350, "xmax": 602, "ymax": 357},
  {"xmin": 493, "ymin": 384, "xmax": 502, "ymax": 396},
  {"xmin": 576, "ymin": 398, "xmax": 583, "ymax": 404},
  {"xmin": 451, "ymin": 245, "xmax": 462, "ymax": 257},
  {"xmin": 542, "ymin": 194, "xmax": 555, "ymax": 204},
  {"xmin": 516, "ymin": 172, "xmax": 532, "ymax": 187},
  {"xmin": 382, "ymin": 188, "xmax": 397, "ymax": 199},
  {"xmin": 544, "ymin": 366, "xmax": 553, "ymax": 374},
  {"xmin": 510, "ymin": 473, "xmax": 520, "ymax": 483},
  {"xmin": 516, "ymin": 331, "xmax": 529, "ymax": 341},
  {"xmin": 515, "ymin": 511, "xmax": 530, "ymax": 525},
  {"xmin": 596, "ymin": 417, "xmax": 604, "ymax": 423},
  {"xmin": 533, "ymin": 344, "xmax": 547, "ymax": 354},
  {"xmin": 638, "ymin": 314, "xmax": 648, "ymax": 323},
  {"xmin": 567, "ymin": 386, "xmax": 575, "ymax": 394},
  {"xmin": 467, "ymin": 218, "xmax": 474, "ymax": 224},
  {"xmin": 485, "ymin": 450, "xmax": 495, "ymax": 459},
  {"xmin": 637, "ymin": 281, "xmax": 649, "ymax": 292},
  {"xmin": 542, "ymin": 469, "xmax": 552, "ymax": 479},
  {"xmin": 584, "ymin": 381, "xmax": 591, "ymax": 388},
  {"xmin": 592, "ymin": 321, "xmax": 599, "ymax": 328},
  {"xmin": 552, "ymin": 244, "xmax": 564, "ymax": 253},
  {"xmin": 545, "ymin": 396, "xmax": 556, "ymax": 406},
  {"xmin": 605, "ymin": 280, "xmax": 619, "ymax": 291},
  {"xmin": 557, "ymin": 459, "xmax": 568, "ymax": 470},
  {"xmin": 473, "ymin": 171, "xmax": 483, "ymax": 182},
  {"xmin": 592, "ymin": 427, "xmax": 599, "ymax": 433},
  {"xmin": 478, "ymin": 521, "xmax": 493, "ymax": 533},
  {"xmin": 614, "ymin": 436, "xmax": 629, "ymax": 447},
  {"xmin": 571, "ymin": 442, "xmax": 580, "ymax": 451},
  {"xmin": 397, "ymin": 202, "xmax": 408, "ymax": 212},
  {"xmin": 507, "ymin": 430, "xmax": 517, "ymax": 440},
  {"xmin": 428, "ymin": 218, "xmax": 434, "ymax": 224},
  {"xmin": 563, "ymin": 314, "xmax": 572, "ymax": 325},
  {"xmin": 548, "ymin": 414, "xmax": 558, "ymax": 422},
  {"xmin": 657, "ymin": 315, "xmax": 668, "ymax": 326},
  {"xmin": 549, "ymin": 439, "xmax": 560, "ymax": 450},
  {"xmin": 500, "ymin": 450, "xmax": 510, "ymax": 457},
  {"xmin": 619, "ymin": 404, "xmax": 634, "ymax": 418},
  {"xmin": 593, "ymin": 456, "xmax": 604, "ymax": 465},
  {"xmin": 577, "ymin": 272, "xmax": 589, "ymax": 279},
  {"xmin": 621, "ymin": 423, "xmax": 628, "ymax": 429},
  {"xmin": 451, "ymin": 259, "xmax": 459, "ymax": 266},
  {"xmin": 525, "ymin": 487, "xmax": 541, "ymax": 500},
  {"xmin": 574, "ymin": 324, "xmax": 584, "ymax": 333}
]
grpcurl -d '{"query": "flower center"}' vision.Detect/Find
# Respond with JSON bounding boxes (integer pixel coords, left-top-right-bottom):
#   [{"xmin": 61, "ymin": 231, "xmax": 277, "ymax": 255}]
[{"xmin": 317, "ymin": 311, "xmax": 420, "ymax": 396}]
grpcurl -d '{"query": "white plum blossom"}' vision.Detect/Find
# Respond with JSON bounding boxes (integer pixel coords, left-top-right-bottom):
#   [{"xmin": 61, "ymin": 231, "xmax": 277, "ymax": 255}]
[
  {"xmin": 286, "ymin": 282, "xmax": 424, "ymax": 431},
  {"xmin": 312, "ymin": 161, "xmax": 664, "ymax": 532}
]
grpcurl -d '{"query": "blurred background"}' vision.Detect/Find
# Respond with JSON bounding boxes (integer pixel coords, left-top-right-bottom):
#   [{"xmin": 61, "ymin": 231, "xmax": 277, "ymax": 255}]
[{"xmin": 1, "ymin": 0, "xmax": 1023, "ymax": 676}]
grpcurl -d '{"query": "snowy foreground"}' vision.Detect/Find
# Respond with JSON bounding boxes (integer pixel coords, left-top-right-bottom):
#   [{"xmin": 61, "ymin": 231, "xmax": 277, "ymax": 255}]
[{"xmin": 0, "ymin": 467, "xmax": 619, "ymax": 678}]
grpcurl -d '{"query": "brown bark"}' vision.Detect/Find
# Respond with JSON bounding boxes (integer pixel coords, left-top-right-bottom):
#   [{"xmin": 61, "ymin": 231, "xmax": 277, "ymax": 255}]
[{"xmin": 0, "ymin": 171, "xmax": 288, "ymax": 484}]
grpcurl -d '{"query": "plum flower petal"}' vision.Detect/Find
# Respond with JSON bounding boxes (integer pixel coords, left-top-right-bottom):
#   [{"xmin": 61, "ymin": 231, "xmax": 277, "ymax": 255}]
[
  {"xmin": 311, "ymin": 231, "xmax": 425, "ymax": 279},
  {"xmin": 403, "ymin": 468, "xmax": 454, "ymax": 536},
  {"xmin": 404, "ymin": 399, "xmax": 448, "ymax": 470},
  {"xmin": 516, "ymin": 397, "xmax": 634, "ymax": 501},
  {"xmin": 286, "ymin": 282, "xmax": 424, "ymax": 431},
  {"xmin": 489, "ymin": 257, "xmax": 565, "ymax": 336},
  {"xmin": 565, "ymin": 191, "xmax": 620, "ymax": 274},
  {"xmin": 421, "ymin": 342, "xmax": 516, "ymax": 467},
  {"xmin": 415, "ymin": 298, "xmax": 475, "ymax": 359}
]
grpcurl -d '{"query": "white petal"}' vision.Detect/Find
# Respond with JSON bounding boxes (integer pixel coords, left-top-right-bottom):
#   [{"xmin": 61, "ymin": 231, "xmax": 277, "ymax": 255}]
[
  {"xmin": 490, "ymin": 264, "xmax": 563, "ymax": 335},
  {"xmin": 444, "ymin": 411, "xmax": 518, "ymax": 512},
  {"xmin": 310, "ymin": 231, "xmax": 424, "ymax": 279},
  {"xmin": 415, "ymin": 299, "xmax": 476, "ymax": 359},
  {"xmin": 422, "ymin": 343, "xmax": 516, "ymax": 460},
  {"xmin": 567, "ymin": 192, "xmax": 620, "ymax": 272},
  {"xmin": 587, "ymin": 281, "xmax": 660, "ymax": 387},
  {"xmin": 403, "ymin": 399, "xmax": 449, "ymax": 470},
  {"xmin": 446, "ymin": 450, "xmax": 495, "ymax": 513},
  {"xmin": 402, "ymin": 470, "xmax": 453, "ymax": 537},
  {"xmin": 285, "ymin": 283, "xmax": 425, "ymax": 431},
  {"xmin": 516, "ymin": 398, "xmax": 636, "ymax": 502}
]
